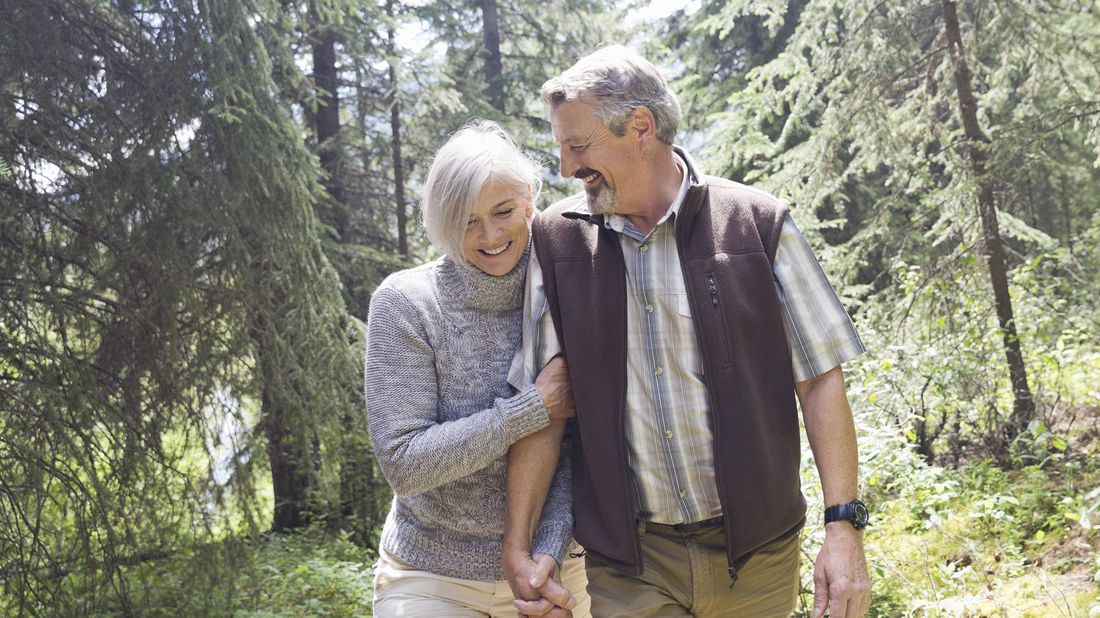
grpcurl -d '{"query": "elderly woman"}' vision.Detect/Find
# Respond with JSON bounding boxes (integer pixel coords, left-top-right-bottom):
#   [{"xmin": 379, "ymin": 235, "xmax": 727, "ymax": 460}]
[{"xmin": 365, "ymin": 121, "xmax": 589, "ymax": 617}]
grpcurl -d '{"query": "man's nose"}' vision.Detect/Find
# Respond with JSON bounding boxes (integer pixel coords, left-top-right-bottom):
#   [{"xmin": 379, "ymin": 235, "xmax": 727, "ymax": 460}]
[{"xmin": 559, "ymin": 148, "xmax": 577, "ymax": 179}]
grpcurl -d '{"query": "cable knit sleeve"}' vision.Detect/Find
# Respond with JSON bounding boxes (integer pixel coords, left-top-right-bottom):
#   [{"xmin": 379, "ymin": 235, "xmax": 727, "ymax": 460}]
[
  {"xmin": 365, "ymin": 280, "xmax": 550, "ymax": 498},
  {"xmin": 529, "ymin": 425, "xmax": 575, "ymax": 566}
]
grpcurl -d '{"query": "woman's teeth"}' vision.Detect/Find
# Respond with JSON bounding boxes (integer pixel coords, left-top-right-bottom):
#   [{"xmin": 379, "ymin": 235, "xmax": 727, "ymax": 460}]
[{"xmin": 481, "ymin": 242, "xmax": 511, "ymax": 256}]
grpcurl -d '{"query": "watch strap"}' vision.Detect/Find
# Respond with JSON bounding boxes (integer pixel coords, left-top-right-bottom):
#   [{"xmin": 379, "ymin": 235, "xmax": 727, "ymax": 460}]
[{"xmin": 824, "ymin": 499, "xmax": 869, "ymax": 529}]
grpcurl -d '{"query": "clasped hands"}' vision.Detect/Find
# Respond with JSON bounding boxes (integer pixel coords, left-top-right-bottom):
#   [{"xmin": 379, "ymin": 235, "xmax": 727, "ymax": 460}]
[{"xmin": 503, "ymin": 550, "xmax": 576, "ymax": 617}]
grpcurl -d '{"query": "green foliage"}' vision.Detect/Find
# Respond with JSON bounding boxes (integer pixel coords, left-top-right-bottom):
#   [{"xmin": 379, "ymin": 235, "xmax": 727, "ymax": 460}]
[
  {"xmin": 1, "ymin": 0, "xmax": 621, "ymax": 611},
  {"xmin": 794, "ymin": 394, "xmax": 1099, "ymax": 615},
  {"xmin": 846, "ymin": 222, "xmax": 1100, "ymax": 464},
  {"xmin": 395, "ymin": 0, "xmax": 621, "ymax": 212},
  {"xmin": 18, "ymin": 527, "xmax": 375, "ymax": 616},
  {"xmin": 3, "ymin": 0, "xmax": 1098, "ymax": 613},
  {"xmin": 677, "ymin": 0, "xmax": 1100, "ymax": 460},
  {"xmin": 852, "ymin": 455, "xmax": 1100, "ymax": 616},
  {"xmin": 0, "ymin": 0, "xmax": 373, "ymax": 610}
]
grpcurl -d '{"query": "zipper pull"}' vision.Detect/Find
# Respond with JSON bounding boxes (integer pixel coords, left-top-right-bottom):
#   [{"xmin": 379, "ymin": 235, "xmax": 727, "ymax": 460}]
[{"xmin": 707, "ymin": 275, "xmax": 719, "ymax": 306}]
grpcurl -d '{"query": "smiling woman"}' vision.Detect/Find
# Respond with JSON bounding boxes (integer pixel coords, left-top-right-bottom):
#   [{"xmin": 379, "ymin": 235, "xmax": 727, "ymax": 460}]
[
  {"xmin": 463, "ymin": 180, "xmax": 534, "ymax": 276},
  {"xmin": 364, "ymin": 120, "xmax": 590, "ymax": 617},
  {"xmin": 420, "ymin": 121, "xmax": 542, "ymax": 270}
]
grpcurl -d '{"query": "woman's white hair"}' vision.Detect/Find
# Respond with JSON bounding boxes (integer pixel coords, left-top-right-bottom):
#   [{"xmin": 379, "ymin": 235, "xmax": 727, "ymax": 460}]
[{"xmin": 421, "ymin": 120, "xmax": 542, "ymax": 266}]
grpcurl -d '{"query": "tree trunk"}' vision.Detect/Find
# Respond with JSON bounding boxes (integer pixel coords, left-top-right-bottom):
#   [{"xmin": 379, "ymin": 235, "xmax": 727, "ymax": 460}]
[
  {"xmin": 256, "ymin": 304, "xmax": 311, "ymax": 531},
  {"xmin": 311, "ymin": 1, "xmax": 348, "ymax": 240},
  {"xmin": 312, "ymin": 14, "xmax": 381, "ymax": 537},
  {"xmin": 263, "ymin": 383, "xmax": 311, "ymax": 531},
  {"xmin": 386, "ymin": 0, "xmax": 408, "ymax": 258},
  {"xmin": 941, "ymin": 0, "xmax": 1035, "ymax": 442},
  {"xmin": 480, "ymin": 0, "xmax": 505, "ymax": 113}
]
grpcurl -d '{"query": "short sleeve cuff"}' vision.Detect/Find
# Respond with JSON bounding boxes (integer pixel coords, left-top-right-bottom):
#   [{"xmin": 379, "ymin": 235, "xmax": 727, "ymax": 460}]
[{"xmin": 792, "ymin": 333, "xmax": 867, "ymax": 382}]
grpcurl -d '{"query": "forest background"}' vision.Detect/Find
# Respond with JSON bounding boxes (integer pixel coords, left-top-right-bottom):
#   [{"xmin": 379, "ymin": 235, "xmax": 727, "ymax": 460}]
[{"xmin": 1, "ymin": 0, "xmax": 1098, "ymax": 615}]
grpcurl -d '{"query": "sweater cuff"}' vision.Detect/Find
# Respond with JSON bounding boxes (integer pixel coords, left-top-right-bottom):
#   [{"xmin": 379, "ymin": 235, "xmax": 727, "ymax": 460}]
[
  {"xmin": 500, "ymin": 384, "xmax": 550, "ymax": 446},
  {"xmin": 531, "ymin": 523, "xmax": 573, "ymax": 567}
]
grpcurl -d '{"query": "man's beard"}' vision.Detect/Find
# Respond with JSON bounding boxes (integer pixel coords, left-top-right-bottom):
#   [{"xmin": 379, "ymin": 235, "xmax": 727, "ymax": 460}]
[{"xmin": 586, "ymin": 182, "xmax": 616, "ymax": 216}]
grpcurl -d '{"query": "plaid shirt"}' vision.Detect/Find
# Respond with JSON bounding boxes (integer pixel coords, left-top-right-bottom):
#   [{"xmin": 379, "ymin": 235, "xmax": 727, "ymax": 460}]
[{"xmin": 509, "ymin": 153, "xmax": 864, "ymax": 524}]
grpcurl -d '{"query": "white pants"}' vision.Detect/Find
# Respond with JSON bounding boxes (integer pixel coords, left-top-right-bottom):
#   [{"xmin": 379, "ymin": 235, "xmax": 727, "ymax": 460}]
[{"xmin": 373, "ymin": 547, "xmax": 591, "ymax": 617}]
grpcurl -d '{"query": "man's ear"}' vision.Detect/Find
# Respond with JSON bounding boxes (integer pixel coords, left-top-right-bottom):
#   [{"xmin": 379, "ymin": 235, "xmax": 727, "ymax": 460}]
[{"xmin": 630, "ymin": 106, "xmax": 656, "ymax": 149}]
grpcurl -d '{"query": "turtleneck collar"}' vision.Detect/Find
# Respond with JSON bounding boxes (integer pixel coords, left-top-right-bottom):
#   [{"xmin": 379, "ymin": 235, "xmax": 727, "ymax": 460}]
[{"xmin": 437, "ymin": 240, "xmax": 530, "ymax": 311}]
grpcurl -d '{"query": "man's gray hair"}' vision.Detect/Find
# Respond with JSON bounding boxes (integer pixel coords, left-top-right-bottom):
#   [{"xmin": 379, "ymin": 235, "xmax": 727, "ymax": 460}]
[
  {"xmin": 541, "ymin": 45, "xmax": 681, "ymax": 145},
  {"xmin": 420, "ymin": 120, "xmax": 542, "ymax": 267}
]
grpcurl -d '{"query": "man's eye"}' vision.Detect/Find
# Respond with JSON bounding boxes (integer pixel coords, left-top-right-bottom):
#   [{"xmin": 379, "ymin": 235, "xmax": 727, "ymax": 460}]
[{"xmin": 570, "ymin": 144, "xmax": 587, "ymax": 152}]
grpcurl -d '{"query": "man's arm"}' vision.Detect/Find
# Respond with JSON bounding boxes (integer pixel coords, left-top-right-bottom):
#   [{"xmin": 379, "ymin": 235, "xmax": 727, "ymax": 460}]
[
  {"xmin": 503, "ymin": 246, "xmax": 575, "ymax": 616},
  {"xmin": 796, "ymin": 365, "xmax": 871, "ymax": 618},
  {"xmin": 503, "ymin": 419, "xmax": 576, "ymax": 615}
]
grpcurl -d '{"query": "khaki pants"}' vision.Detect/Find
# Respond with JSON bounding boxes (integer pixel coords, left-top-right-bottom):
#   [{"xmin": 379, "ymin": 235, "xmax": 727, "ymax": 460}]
[
  {"xmin": 372, "ymin": 547, "xmax": 591, "ymax": 617},
  {"xmin": 585, "ymin": 522, "xmax": 800, "ymax": 617}
]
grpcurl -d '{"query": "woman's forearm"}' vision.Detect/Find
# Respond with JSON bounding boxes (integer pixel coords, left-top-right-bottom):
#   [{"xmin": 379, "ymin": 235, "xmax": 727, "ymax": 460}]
[
  {"xmin": 366, "ymin": 284, "xmax": 550, "ymax": 497},
  {"xmin": 370, "ymin": 384, "xmax": 550, "ymax": 497}
]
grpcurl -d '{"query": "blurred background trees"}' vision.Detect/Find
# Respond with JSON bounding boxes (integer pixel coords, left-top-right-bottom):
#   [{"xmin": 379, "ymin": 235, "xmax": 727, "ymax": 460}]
[
  {"xmin": 1, "ymin": 0, "xmax": 1097, "ymax": 614},
  {"xmin": 653, "ymin": 0, "xmax": 1099, "ymax": 462},
  {"xmin": 651, "ymin": 1, "xmax": 1099, "ymax": 612},
  {"xmin": 0, "ymin": 0, "xmax": 616, "ymax": 612}
]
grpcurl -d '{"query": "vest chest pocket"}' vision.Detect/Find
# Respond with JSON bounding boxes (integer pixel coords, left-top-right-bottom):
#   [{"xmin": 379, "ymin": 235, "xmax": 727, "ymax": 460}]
[{"xmin": 701, "ymin": 271, "xmax": 734, "ymax": 367}]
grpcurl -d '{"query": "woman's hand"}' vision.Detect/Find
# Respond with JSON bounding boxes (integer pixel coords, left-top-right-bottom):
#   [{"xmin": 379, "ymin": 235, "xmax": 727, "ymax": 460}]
[{"xmin": 534, "ymin": 357, "xmax": 575, "ymax": 420}]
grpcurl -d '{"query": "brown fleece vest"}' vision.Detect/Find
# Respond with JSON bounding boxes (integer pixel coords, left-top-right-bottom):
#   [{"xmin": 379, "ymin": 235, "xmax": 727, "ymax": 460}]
[{"xmin": 533, "ymin": 174, "xmax": 806, "ymax": 577}]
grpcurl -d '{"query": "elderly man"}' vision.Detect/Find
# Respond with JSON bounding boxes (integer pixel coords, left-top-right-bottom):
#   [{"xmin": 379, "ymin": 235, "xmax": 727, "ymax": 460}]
[{"xmin": 504, "ymin": 46, "xmax": 871, "ymax": 618}]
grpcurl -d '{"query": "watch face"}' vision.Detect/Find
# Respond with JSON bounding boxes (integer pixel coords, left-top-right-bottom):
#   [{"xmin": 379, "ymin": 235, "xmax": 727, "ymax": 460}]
[{"xmin": 852, "ymin": 501, "xmax": 869, "ymax": 529}]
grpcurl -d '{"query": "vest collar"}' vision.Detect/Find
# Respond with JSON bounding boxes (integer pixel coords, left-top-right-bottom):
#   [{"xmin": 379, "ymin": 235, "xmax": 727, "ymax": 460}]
[{"xmin": 675, "ymin": 146, "xmax": 709, "ymax": 226}]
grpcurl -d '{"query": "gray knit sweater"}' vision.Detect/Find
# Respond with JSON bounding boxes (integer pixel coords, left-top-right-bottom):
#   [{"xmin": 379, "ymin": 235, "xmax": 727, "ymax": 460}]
[{"xmin": 364, "ymin": 248, "xmax": 574, "ymax": 581}]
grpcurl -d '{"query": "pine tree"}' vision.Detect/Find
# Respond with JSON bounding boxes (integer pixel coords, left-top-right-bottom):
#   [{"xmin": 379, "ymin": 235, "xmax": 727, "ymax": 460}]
[
  {"xmin": 675, "ymin": 0, "xmax": 1100, "ymax": 460},
  {"xmin": 0, "ymin": 0, "xmax": 366, "ymax": 608}
]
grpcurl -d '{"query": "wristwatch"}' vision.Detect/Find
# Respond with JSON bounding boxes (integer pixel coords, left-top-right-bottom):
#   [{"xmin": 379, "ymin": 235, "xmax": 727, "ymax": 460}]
[{"xmin": 824, "ymin": 499, "xmax": 869, "ymax": 530}]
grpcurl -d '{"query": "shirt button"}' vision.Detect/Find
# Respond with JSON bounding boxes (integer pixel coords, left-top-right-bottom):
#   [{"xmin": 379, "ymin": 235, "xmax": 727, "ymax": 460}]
[
  {"xmin": 665, "ymin": 430, "xmax": 673, "ymax": 440},
  {"xmin": 640, "ymin": 244, "xmax": 649, "ymax": 253},
  {"xmin": 645, "ymin": 304, "xmax": 653, "ymax": 314},
  {"xmin": 654, "ymin": 367, "xmax": 663, "ymax": 376}
]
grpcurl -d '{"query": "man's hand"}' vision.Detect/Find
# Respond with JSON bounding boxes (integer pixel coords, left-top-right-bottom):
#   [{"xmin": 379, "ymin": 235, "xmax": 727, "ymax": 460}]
[
  {"xmin": 503, "ymin": 551, "xmax": 575, "ymax": 617},
  {"xmin": 534, "ymin": 357, "xmax": 575, "ymax": 420},
  {"xmin": 812, "ymin": 523, "xmax": 870, "ymax": 617}
]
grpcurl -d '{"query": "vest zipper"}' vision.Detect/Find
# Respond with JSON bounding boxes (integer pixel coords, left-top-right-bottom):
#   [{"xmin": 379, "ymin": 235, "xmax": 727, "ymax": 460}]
[
  {"xmin": 703, "ymin": 272, "xmax": 733, "ymax": 366},
  {"xmin": 693, "ymin": 267, "xmax": 736, "ymax": 583}
]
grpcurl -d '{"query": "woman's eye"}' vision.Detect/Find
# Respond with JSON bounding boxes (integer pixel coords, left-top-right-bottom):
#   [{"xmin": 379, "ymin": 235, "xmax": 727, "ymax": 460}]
[
  {"xmin": 496, "ymin": 208, "xmax": 515, "ymax": 217},
  {"xmin": 467, "ymin": 219, "xmax": 477, "ymax": 227}
]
